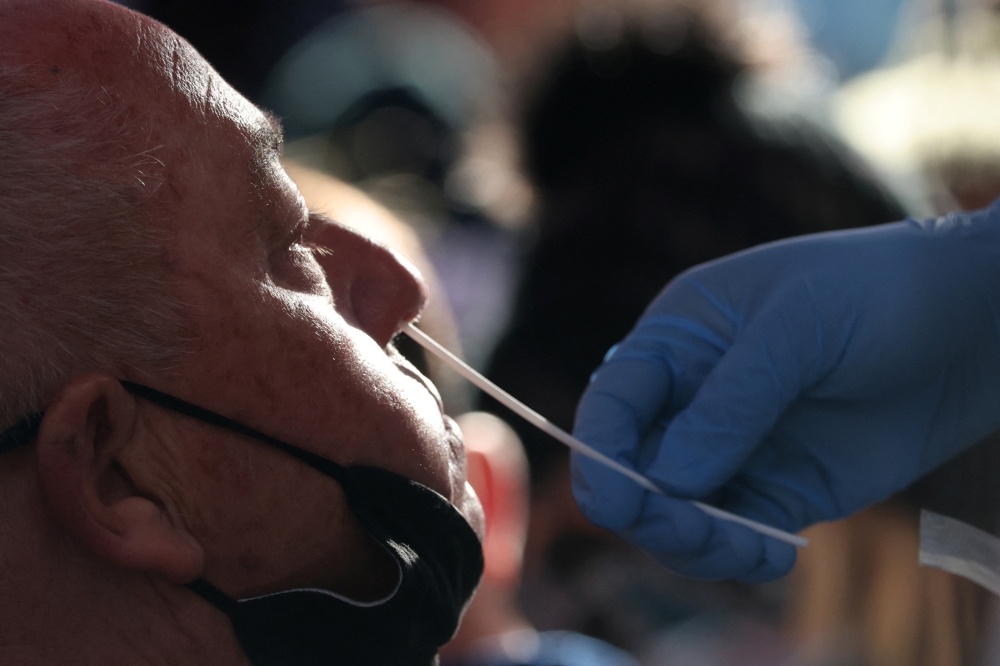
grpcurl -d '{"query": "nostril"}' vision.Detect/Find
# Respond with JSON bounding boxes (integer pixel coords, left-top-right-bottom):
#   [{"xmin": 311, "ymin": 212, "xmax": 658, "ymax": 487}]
[{"xmin": 349, "ymin": 259, "xmax": 428, "ymax": 348}]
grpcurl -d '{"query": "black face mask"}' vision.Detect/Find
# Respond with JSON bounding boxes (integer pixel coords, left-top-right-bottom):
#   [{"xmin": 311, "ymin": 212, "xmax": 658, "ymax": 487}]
[{"xmin": 0, "ymin": 381, "xmax": 483, "ymax": 666}]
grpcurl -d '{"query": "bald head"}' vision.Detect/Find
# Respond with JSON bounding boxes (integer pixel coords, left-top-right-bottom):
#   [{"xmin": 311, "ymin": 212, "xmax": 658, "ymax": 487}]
[{"xmin": 1, "ymin": 0, "xmax": 192, "ymax": 99}]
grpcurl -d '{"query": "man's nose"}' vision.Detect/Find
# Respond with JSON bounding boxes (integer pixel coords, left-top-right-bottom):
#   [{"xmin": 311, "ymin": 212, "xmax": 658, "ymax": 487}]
[{"xmin": 310, "ymin": 217, "xmax": 428, "ymax": 348}]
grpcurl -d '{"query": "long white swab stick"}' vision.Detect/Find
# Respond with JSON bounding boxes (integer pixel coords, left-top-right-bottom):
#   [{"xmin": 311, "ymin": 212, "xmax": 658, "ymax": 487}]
[{"xmin": 404, "ymin": 323, "xmax": 808, "ymax": 549}]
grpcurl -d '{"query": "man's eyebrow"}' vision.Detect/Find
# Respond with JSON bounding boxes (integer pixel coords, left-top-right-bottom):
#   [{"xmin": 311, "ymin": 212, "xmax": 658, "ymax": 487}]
[{"xmin": 251, "ymin": 109, "xmax": 284, "ymax": 160}]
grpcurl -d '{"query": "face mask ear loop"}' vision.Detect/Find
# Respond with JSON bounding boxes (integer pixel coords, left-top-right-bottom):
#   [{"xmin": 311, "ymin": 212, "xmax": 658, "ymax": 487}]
[
  {"xmin": 118, "ymin": 381, "xmax": 350, "ymax": 484},
  {"xmin": 187, "ymin": 578, "xmax": 242, "ymax": 615}
]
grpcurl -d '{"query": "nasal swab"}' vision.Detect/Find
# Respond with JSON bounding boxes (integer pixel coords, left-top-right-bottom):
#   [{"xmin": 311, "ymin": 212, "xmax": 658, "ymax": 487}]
[{"xmin": 403, "ymin": 323, "xmax": 808, "ymax": 549}]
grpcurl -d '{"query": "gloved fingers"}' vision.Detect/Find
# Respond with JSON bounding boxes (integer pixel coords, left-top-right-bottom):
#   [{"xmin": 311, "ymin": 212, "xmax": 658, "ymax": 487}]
[
  {"xmin": 571, "ymin": 451, "xmax": 647, "ymax": 531},
  {"xmin": 615, "ymin": 310, "xmax": 735, "ymax": 416},
  {"xmin": 572, "ymin": 351, "xmax": 676, "ymax": 530},
  {"xmin": 623, "ymin": 493, "xmax": 795, "ymax": 580},
  {"xmin": 576, "ymin": 306, "xmax": 736, "ymax": 438},
  {"xmin": 736, "ymin": 534, "xmax": 798, "ymax": 583},
  {"xmin": 716, "ymin": 474, "xmax": 824, "ymax": 535},
  {"xmin": 576, "ymin": 348, "xmax": 677, "ymax": 441},
  {"xmin": 648, "ymin": 320, "xmax": 807, "ymax": 498},
  {"xmin": 620, "ymin": 493, "xmax": 717, "ymax": 574}
]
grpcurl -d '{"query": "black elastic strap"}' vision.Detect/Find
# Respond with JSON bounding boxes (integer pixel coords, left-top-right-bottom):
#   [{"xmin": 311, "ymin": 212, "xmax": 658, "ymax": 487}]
[
  {"xmin": 119, "ymin": 381, "xmax": 348, "ymax": 483},
  {"xmin": 186, "ymin": 578, "xmax": 242, "ymax": 615},
  {"xmin": 0, "ymin": 382, "xmax": 350, "ymax": 489},
  {"xmin": 0, "ymin": 412, "xmax": 44, "ymax": 456}
]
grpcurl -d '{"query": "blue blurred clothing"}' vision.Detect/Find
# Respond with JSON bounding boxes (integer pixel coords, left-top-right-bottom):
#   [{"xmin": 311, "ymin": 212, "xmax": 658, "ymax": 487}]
[
  {"xmin": 573, "ymin": 198, "xmax": 1000, "ymax": 582},
  {"xmin": 792, "ymin": 0, "xmax": 907, "ymax": 79},
  {"xmin": 443, "ymin": 630, "xmax": 638, "ymax": 666}
]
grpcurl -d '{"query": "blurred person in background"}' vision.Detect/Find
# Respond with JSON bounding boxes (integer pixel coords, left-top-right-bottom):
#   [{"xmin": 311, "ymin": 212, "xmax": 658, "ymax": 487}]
[{"xmin": 260, "ymin": 0, "xmax": 525, "ymax": 380}]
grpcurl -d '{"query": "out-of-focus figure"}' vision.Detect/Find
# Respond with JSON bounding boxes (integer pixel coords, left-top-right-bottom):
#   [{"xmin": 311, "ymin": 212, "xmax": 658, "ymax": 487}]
[
  {"xmin": 485, "ymin": 0, "xmax": 905, "ymax": 524},
  {"xmin": 440, "ymin": 412, "xmax": 638, "ymax": 666}
]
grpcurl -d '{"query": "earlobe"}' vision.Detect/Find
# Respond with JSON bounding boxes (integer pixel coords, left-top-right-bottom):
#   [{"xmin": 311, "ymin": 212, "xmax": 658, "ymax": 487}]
[{"xmin": 35, "ymin": 374, "xmax": 205, "ymax": 584}]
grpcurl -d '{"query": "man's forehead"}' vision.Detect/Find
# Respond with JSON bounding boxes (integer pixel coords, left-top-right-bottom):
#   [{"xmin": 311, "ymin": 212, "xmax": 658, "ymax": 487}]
[
  {"xmin": 0, "ymin": 0, "xmax": 160, "ymax": 87},
  {"xmin": 0, "ymin": 0, "xmax": 272, "ymax": 141}
]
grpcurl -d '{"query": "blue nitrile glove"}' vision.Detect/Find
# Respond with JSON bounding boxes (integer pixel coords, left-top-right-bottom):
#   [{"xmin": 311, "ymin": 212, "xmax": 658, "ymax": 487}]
[{"xmin": 572, "ymin": 201, "xmax": 1000, "ymax": 583}]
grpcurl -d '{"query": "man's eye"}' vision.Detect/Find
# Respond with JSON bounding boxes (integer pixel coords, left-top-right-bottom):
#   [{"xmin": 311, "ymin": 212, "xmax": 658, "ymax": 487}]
[
  {"xmin": 306, "ymin": 241, "xmax": 332, "ymax": 257},
  {"xmin": 269, "ymin": 226, "xmax": 328, "ymax": 293},
  {"xmin": 289, "ymin": 233, "xmax": 329, "ymax": 256},
  {"xmin": 288, "ymin": 223, "xmax": 331, "ymax": 258},
  {"xmin": 279, "ymin": 225, "xmax": 305, "ymax": 250},
  {"xmin": 272, "ymin": 224, "xmax": 306, "ymax": 256}
]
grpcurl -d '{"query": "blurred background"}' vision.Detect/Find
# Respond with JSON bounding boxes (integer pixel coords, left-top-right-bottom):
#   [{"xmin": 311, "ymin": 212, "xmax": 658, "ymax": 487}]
[{"xmin": 117, "ymin": 0, "xmax": 1000, "ymax": 663}]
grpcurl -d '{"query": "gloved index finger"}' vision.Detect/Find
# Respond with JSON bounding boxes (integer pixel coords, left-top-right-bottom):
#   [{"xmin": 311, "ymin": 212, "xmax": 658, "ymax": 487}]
[
  {"xmin": 572, "ymin": 341, "xmax": 682, "ymax": 530},
  {"xmin": 575, "ymin": 342, "xmax": 681, "ymax": 457}
]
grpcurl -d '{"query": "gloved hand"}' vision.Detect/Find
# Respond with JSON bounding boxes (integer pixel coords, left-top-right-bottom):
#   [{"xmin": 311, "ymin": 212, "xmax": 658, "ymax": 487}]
[{"xmin": 572, "ymin": 203, "xmax": 1000, "ymax": 583}]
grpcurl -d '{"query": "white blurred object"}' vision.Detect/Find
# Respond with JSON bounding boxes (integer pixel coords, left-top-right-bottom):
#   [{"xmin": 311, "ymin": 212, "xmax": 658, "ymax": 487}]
[
  {"xmin": 444, "ymin": 122, "xmax": 534, "ymax": 229},
  {"xmin": 836, "ymin": 54, "xmax": 1000, "ymax": 174},
  {"xmin": 835, "ymin": 52, "xmax": 1000, "ymax": 213},
  {"xmin": 920, "ymin": 509, "xmax": 1000, "ymax": 596}
]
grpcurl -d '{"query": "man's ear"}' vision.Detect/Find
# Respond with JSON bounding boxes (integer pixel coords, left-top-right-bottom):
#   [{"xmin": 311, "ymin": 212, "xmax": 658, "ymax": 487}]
[{"xmin": 35, "ymin": 374, "xmax": 204, "ymax": 584}]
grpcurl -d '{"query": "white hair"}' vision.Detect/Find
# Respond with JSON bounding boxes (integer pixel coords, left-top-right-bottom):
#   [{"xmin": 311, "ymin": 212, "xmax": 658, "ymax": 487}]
[{"xmin": 0, "ymin": 65, "xmax": 184, "ymax": 427}]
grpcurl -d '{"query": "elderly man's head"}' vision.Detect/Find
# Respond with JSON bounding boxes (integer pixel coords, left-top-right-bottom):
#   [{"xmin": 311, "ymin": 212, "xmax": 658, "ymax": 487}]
[{"xmin": 0, "ymin": 1, "xmax": 483, "ymax": 664}]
